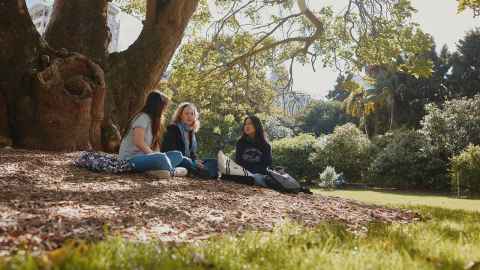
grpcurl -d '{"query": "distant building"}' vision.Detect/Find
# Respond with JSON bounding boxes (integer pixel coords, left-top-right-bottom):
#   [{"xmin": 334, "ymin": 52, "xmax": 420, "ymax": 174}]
[{"xmin": 28, "ymin": 0, "xmax": 122, "ymax": 52}]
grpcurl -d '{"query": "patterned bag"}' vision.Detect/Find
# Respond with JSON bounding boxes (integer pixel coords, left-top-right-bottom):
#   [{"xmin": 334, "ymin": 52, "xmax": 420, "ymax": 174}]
[{"xmin": 73, "ymin": 151, "xmax": 133, "ymax": 174}]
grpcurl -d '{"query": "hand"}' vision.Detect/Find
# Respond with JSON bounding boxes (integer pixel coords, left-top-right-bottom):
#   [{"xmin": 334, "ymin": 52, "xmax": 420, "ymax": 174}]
[{"xmin": 195, "ymin": 160, "xmax": 205, "ymax": 169}]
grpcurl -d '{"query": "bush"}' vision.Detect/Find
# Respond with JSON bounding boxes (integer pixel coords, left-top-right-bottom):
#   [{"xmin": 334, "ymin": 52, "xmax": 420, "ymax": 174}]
[
  {"xmin": 271, "ymin": 134, "xmax": 317, "ymax": 181},
  {"xmin": 310, "ymin": 123, "xmax": 372, "ymax": 183},
  {"xmin": 367, "ymin": 129, "xmax": 448, "ymax": 190},
  {"xmin": 450, "ymin": 144, "xmax": 480, "ymax": 196},
  {"xmin": 420, "ymin": 95, "xmax": 480, "ymax": 159},
  {"xmin": 318, "ymin": 166, "xmax": 343, "ymax": 189},
  {"xmin": 262, "ymin": 115, "xmax": 294, "ymax": 140}
]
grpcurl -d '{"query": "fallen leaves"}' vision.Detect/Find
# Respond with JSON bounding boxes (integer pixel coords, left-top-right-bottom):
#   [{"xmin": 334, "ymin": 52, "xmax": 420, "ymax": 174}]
[{"xmin": 0, "ymin": 149, "xmax": 420, "ymax": 255}]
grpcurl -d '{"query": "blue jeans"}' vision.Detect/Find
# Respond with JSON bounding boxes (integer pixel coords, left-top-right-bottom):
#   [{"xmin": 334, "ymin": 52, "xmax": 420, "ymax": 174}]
[
  {"xmin": 179, "ymin": 158, "xmax": 218, "ymax": 178},
  {"xmin": 128, "ymin": 151, "xmax": 187, "ymax": 173},
  {"xmin": 253, "ymin": 174, "xmax": 268, "ymax": 187}
]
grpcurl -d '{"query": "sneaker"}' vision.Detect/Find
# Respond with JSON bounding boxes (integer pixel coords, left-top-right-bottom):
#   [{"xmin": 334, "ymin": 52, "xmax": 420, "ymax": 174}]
[
  {"xmin": 173, "ymin": 167, "xmax": 188, "ymax": 177},
  {"xmin": 146, "ymin": 170, "xmax": 171, "ymax": 179}
]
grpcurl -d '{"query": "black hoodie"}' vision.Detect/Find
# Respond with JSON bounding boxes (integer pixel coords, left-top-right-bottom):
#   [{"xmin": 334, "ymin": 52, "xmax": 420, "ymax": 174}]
[{"xmin": 235, "ymin": 136, "xmax": 272, "ymax": 175}]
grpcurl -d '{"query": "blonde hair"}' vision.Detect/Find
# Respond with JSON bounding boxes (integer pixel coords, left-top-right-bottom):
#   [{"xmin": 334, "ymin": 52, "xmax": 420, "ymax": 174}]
[{"xmin": 171, "ymin": 102, "xmax": 200, "ymax": 132}]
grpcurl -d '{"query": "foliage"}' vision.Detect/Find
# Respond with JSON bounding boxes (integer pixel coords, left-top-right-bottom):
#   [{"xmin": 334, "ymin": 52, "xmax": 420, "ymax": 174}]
[
  {"xmin": 447, "ymin": 28, "xmax": 480, "ymax": 98},
  {"xmin": 298, "ymin": 100, "xmax": 355, "ymax": 136},
  {"xmin": 457, "ymin": 0, "xmax": 480, "ymax": 15},
  {"xmin": 167, "ymin": 35, "xmax": 277, "ymax": 156},
  {"xmin": 271, "ymin": 134, "xmax": 317, "ymax": 181},
  {"xmin": 420, "ymin": 95, "xmax": 480, "ymax": 160},
  {"xmin": 367, "ymin": 129, "xmax": 448, "ymax": 190},
  {"xmin": 327, "ymin": 73, "xmax": 353, "ymax": 102},
  {"xmin": 450, "ymin": 144, "xmax": 480, "ymax": 196},
  {"xmin": 310, "ymin": 123, "xmax": 372, "ymax": 182},
  {"xmin": 196, "ymin": 114, "xmax": 241, "ymax": 158},
  {"xmin": 261, "ymin": 114, "xmax": 295, "ymax": 140},
  {"xmin": 318, "ymin": 166, "xmax": 342, "ymax": 189},
  {"xmin": 5, "ymin": 206, "xmax": 480, "ymax": 270}
]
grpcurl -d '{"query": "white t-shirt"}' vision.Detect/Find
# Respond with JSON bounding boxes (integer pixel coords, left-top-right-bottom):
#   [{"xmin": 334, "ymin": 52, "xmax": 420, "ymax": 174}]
[{"xmin": 119, "ymin": 113, "xmax": 153, "ymax": 160}]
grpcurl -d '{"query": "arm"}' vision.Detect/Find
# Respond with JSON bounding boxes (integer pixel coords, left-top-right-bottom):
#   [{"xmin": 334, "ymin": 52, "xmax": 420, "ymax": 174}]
[
  {"xmin": 235, "ymin": 140, "xmax": 245, "ymax": 167},
  {"xmin": 132, "ymin": 127, "xmax": 154, "ymax": 154},
  {"xmin": 264, "ymin": 144, "xmax": 273, "ymax": 168},
  {"xmin": 161, "ymin": 125, "xmax": 180, "ymax": 153}
]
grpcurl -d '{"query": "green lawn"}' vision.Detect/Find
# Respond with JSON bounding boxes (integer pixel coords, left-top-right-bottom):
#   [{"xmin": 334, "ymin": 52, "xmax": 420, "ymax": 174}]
[
  {"xmin": 315, "ymin": 189, "xmax": 480, "ymax": 212},
  {"xmin": 3, "ymin": 192, "xmax": 480, "ymax": 270}
]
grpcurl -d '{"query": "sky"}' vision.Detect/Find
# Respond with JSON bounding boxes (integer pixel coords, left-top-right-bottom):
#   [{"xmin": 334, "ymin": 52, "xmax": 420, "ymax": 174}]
[{"xmin": 27, "ymin": 0, "xmax": 478, "ymax": 99}]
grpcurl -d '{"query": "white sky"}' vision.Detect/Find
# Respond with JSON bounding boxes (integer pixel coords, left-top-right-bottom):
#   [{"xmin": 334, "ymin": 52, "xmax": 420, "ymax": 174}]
[{"xmin": 27, "ymin": 0, "xmax": 478, "ymax": 99}]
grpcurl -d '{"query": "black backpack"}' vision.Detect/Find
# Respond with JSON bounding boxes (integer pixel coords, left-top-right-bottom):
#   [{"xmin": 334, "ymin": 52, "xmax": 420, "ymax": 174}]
[{"xmin": 265, "ymin": 168, "xmax": 302, "ymax": 194}]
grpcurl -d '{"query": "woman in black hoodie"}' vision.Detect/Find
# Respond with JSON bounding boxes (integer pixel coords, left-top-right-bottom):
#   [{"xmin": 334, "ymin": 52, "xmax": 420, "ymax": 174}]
[{"xmin": 235, "ymin": 115, "xmax": 272, "ymax": 187}]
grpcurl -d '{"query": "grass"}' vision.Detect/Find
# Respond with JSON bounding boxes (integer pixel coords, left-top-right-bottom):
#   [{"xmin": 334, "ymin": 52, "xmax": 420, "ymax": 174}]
[
  {"xmin": 315, "ymin": 189, "xmax": 480, "ymax": 212},
  {"xmin": 2, "ymin": 204, "xmax": 480, "ymax": 270}
]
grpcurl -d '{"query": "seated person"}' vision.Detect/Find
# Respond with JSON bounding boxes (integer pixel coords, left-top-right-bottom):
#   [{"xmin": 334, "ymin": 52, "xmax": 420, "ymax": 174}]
[
  {"xmin": 161, "ymin": 102, "xmax": 217, "ymax": 178},
  {"xmin": 235, "ymin": 115, "xmax": 272, "ymax": 187},
  {"xmin": 118, "ymin": 90, "xmax": 188, "ymax": 178}
]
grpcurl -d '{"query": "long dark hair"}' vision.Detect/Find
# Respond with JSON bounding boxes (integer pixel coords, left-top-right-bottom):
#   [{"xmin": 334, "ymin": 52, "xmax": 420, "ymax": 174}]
[
  {"xmin": 240, "ymin": 115, "xmax": 269, "ymax": 146},
  {"xmin": 124, "ymin": 90, "xmax": 169, "ymax": 149}
]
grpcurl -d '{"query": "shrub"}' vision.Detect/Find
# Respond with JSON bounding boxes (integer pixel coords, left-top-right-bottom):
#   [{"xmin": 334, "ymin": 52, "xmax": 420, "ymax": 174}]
[
  {"xmin": 450, "ymin": 144, "xmax": 480, "ymax": 196},
  {"xmin": 271, "ymin": 134, "xmax": 317, "ymax": 181},
  {"xmin": 310, "ymin": 123, "xmax": 372, "ymax": 183},
  {"xmin": 367, "ymin": 129, "xmax": 448, "ymax": 190},
  {"xmin": 420, "ymin": 95, "xmax": 480, "ymax": 159},
  {"xmin": 318, "ymin": 166, "xmax": 342, "ymax": 189},
  {"xmin": 262, "ymin": 115, "xmax": 294, "ymax": 140}
]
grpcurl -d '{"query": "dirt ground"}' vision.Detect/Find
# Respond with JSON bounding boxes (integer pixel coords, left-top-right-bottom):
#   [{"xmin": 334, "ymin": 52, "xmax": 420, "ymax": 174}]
[{"xmin": 0, "ymin": 149, "xmax": 420, "ymax": 255}]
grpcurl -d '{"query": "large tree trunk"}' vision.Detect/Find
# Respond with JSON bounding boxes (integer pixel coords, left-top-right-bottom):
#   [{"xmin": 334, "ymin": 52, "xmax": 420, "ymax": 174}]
[
  {"xmin": 1, "ymin": 0, "xmax": 106, "ymax": 150},
  {"xmin": 1, "ymin": 0, "xmax": 199, "ymax": 151},
  {"xmin": 45, "ymin": 0, "xmax": 109, "ymax": 66},
  {"xmin": 106, "ymin": 0, "xmax": 199, "ymax": 132}
]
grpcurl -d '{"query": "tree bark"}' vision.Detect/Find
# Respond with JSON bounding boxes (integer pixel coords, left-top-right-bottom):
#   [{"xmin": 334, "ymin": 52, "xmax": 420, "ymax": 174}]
[
  {"xmin": 1, "ymin": 0, "xmax": 43, "ymax": 147},
  {"xmin": 45, "ymin": 0, "xmax": 109, "ymax": 65},
  {"xmin": 1, "ymin": 0, "xmax": 199, "ymax": 152},
  {"xmin": 106, "ymin": 0, "xmax": 199, "ymax": 132},
  {"xmin": 1, "ymin": 0, "xmax": 107, "ymax": 151}
]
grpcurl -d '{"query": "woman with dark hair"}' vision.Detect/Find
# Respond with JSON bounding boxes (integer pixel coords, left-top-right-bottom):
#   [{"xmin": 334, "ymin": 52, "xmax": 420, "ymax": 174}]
[
  {"xmin": 161, "ymin": 102, "xmax": 217, "ymax": 178},
  {"xmin": 118, "ymin": 90, "xmax": 187, "ymax": 178},
  {"xmin": 235, "ymin": 115, "xmax": 272, "ymax": 187}
]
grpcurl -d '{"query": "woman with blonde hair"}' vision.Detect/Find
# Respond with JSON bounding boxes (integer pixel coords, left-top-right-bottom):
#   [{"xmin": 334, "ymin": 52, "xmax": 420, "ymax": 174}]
[
  {"xmin": 118, "ymin": 90, "xmax": 187, "ymax": 178},
  {"xmin": 162, "ymin": 102, "xmax": 217, "ymax": 178}
]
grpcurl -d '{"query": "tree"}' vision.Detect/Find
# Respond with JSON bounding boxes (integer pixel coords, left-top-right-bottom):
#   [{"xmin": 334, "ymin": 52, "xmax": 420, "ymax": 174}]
[
  {"xmin": 165, "ymin": 35, "xmax": 276, "ymax": 156},
  {"xmin": 458, "ymin": 0, "xmax": 480, "ymax": 17},
  {"xmin": 327, "ymin": 74, "xmax": 353, "ymax": 102},
  {"xmin": 1, "ymin": 0, "xmax": 199, "ymax": 151},
  {"xmin": 299, "ymin": 100, "xmax": 355, "ymax": 135},
  {"xmin": 0, "ymin": 0, "xmax": 432, "ymax": 151},
  {"xmin": 447, "ymin": 28, "xmax": 480, "ymax": 98}
]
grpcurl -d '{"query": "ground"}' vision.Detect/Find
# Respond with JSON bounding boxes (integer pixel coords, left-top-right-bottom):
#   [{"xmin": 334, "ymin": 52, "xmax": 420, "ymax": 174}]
[{"xmin": 0, "ymin": 149, "xmax": 419, "ymax": 256}]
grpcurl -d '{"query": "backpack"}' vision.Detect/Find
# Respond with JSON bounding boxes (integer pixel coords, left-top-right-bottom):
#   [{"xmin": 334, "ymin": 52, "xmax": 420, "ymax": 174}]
[{"xmin": 265, "ymin": 168, "xmax": 301, "ymax": 194}]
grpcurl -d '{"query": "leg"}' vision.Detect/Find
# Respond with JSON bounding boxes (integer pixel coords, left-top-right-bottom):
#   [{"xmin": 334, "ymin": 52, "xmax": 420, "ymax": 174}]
[
  {"xmin": 165, "ymin": 150, "xmax": 187, "ymax": 168},
  {"xmin": 128, "ymin": 153, "xmax": 173, "ymax": 172},
  {"xmin": 253, "ymin": 173, "xmax": 268, "ymax": 187},
  {"xmin": 203, "ymin": 158, "xmax": 218, "ymax": 178}
]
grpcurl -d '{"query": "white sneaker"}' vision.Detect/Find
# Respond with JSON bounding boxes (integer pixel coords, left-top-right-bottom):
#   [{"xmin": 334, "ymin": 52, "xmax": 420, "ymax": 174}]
[
  {"xmin": 146, "ymin": 170, "xmax": 171, "ymax": 179},
  {"xmin": 173, "ymin": 167, "xmax": 188, "ymax": 177}
]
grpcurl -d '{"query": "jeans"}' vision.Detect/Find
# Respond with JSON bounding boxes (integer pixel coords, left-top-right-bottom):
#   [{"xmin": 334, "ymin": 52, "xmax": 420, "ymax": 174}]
[
  {"xmin": 128, "ymin": 150, "xmax": 187, "ymax": 173},
  {"xmin": 253, "ymin": 174, "xmax": 268, "ymax": 187},
  {"xmin": 179, "ymin": 158, "xmax": 219, "ymax": 178}
]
